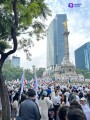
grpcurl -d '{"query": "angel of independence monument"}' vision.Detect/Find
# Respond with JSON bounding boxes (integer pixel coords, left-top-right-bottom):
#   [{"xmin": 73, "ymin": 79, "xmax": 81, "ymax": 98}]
[{"xmin": 55, "ymin": 20, "xmax": 83, "ymax": 81}]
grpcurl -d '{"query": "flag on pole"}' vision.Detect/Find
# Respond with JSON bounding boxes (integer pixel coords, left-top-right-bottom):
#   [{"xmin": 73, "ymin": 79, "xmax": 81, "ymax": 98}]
[
  {"xmin": 20, "ymin": 70, "xmax": 25, "ymax": 95},
  {"xmin": 33, "ymin": 67, "xmax": 38, "ymax": 104}
]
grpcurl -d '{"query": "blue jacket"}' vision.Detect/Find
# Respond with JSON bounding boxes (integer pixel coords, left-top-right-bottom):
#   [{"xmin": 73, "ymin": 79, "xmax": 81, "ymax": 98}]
[{"xmin": 19, "ymin": 99, "xmax": 41, "ymax": 120}]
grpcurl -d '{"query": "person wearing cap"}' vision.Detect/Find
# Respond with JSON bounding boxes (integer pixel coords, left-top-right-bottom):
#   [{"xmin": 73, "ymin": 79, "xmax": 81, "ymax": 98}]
[
  {"xmin": 80, "ymin": 97, "xmax": 90, "ymax": 120},
  {"xmin": 18, "ymin": 89, "xmax": 41, "ymax": 120},
  {"xmin": 39, "ymin": 90, "xmax": 53, "ymax": 120}
]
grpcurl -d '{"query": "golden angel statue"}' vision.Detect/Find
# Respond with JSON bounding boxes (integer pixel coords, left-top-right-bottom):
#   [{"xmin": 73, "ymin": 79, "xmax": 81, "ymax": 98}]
[{"xmin": 63, "ymin": 20, "xmax": 68, "ymax": 29}]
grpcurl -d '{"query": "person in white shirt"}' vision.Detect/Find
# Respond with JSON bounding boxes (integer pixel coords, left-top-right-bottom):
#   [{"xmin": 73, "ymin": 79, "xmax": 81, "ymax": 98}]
[
  {"xmin": 39, "ymin": 91, "xmax": 53, "ymax": 120},
  {"xmin": 80, "ymin": 97, "xmax": 90, "ymax": 120},
  {"xmin": 74, "ymin": 89, "xmax": 79, "ymax": 102}
]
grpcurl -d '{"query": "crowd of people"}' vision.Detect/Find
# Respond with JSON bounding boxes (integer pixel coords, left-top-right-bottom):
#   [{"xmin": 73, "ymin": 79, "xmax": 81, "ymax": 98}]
[{"xmin": 7, "ymin": 81, "xmax": 90, "ymax": 120}]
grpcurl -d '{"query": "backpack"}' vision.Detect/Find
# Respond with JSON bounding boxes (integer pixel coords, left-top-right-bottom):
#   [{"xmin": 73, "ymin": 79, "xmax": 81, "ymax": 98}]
[{"xmin": 48, "ymin": 107, "xmax": 55, "ymax": 120}]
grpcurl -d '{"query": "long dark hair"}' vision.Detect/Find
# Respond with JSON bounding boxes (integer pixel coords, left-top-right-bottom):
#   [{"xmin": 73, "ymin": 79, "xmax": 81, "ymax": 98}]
[
  {"xmin": 58, "ymin": 106, "xmax": 69, "ymax": 120},
  {"xmin": 41, "ymin": 95, "xmax": 45, "ymax": 100},
  {"xmin": 61, "ymin": 94, "xmax": 66, "ymax": 104}
]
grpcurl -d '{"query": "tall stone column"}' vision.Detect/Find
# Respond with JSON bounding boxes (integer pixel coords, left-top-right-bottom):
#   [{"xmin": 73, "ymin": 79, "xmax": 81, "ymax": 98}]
[
  {"xmin": 61, "ymin": 21, "xmax": 75, "ymax": 72},
  {"xmin": 63, "ymin": 29, "xmax": 70, "ymax": 61}
]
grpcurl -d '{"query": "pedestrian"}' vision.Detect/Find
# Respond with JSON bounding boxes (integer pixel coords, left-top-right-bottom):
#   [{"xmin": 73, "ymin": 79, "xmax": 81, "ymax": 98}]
[
  {"xmin": 58, "ymin": 106, "xmax": 69, "ymax": 120},
  {"xmin": 86, "ymin": 92, "xmax": 90, "ymax": 107},
  {"xmin": 60, "ymin": 94, "xmax": 69, "ymax": 106},
  {"xmin": 66, "ymin": 107, "xmax": 87, "ymax": 120},
  {"xmin": 80, "ymin": 97, "xmax": 90, "ymax": 120},
  {"xmin": 39, "ymin": 91, "xmax": 53, "ymax": 120},
  {"xmin": 11, "ymin": 94, "xmax": 19, "ymax": 120},
  {"xmin": 18, "ymin": 89, "xmax": 41, "ymax": 120}
]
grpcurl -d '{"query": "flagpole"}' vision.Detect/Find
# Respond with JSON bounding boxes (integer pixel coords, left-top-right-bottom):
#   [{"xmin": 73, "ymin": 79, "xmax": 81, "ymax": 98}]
[
  {"xmin": 20, "ymin": 69, "xmax": 25, "ymax": 95},
  {"xmin": 32, "ymin": 65, "xmax": 38, "ymax": 104}
]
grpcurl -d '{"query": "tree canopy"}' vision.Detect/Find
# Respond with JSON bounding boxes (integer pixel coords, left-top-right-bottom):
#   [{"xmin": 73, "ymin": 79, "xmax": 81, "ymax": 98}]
[
  {"xmin": 76, "ymin": 68, "xmax": 90, "ymax": 79},
  {"xmin": 2, "ymin": 61, "xmax": 46, "ymax": 80},
  {"xmin": 2, "ymin": 61, "xmax": 33, "ymax": 80},
  {"xmin": 36, "ymin": 67, "xmax": 45, "ymax": 78},
  {"xmin": 0, "ymin": 0, "xmax": 51, "ymax": 60},
  {"xmin": 0, "ymin": 1, "xmax": 51, "ymax": 119}
]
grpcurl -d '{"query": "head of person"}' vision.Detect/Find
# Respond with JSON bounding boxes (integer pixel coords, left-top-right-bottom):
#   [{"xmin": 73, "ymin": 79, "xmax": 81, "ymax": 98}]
[
  {"xmin": 55, "ymin": 89, "xmax": 58, "ymax": 96},
  {"xmin": 70, "ymin": 100, "xmax": 83, "ymax": 111},
  {"xmin": 80, "ymin": 97, "xmax": 87, "ymax": 105},
  {"xmin": 41, "ymin": 91, "xmax": 47, "ymax": 100},
  {"xmin": 61, "ymin": 94, "xmax": 66, "ymax": 104},
  {"xmin": 13, "ymin": 92, "xmax": 19, "ymax": 101},
  {"xmin": 66, "ymin": 107, "xmax": 87, "ymax": 120},
  {"xmin": 59, "ymin": 91, "xmax": 62, "ymax": 97},
  {"xmin": 74, "ymin": 89, "xmax": 78, "ymax": 95},
  {"xmin": 58, "ymin": 106, "xmax": 69, "ymax": 120},
  {"xmin": 19, "ymin": 94, "xmax": 26, "ymax": 104},
  {"xmin": 27, "ymin": 89, "xmax": 36, "ymax": 101},
  {"xmin": 79, "ymin": 92, "xmax": 83, "ymax": 99}
]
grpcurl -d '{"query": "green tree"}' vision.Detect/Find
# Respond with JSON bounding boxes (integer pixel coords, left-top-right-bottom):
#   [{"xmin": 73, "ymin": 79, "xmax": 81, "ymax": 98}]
[
  {"xmin": 2, "ymin": 62, "xmax": 33, "ymax": 80},
  {"xmin": 36, "ymin": 67, "xmax": 45, "ymax": 77},
  {"xmin": 25, "ymin": 69, "xmax": 33, "ymax": 80},
  {"xmin": 0, "ymin": 0, "xmax": 51, "ymax": 119},
  {"xmin": 76, "ymin": 68, "xmax": 90, "ymax": 79}
]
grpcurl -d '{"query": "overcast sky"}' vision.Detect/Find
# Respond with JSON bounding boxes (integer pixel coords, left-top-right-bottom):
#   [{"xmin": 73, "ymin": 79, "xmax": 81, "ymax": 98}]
[{"xmin": 13, "ymin": 0, "xmax": 90, "ymax": 69}]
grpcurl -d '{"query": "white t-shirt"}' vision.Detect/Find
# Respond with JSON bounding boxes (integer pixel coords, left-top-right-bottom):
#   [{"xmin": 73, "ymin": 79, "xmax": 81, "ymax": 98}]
[{"xmin": 81, "ymin": 104, "xmax": 90, "ymax": 120}]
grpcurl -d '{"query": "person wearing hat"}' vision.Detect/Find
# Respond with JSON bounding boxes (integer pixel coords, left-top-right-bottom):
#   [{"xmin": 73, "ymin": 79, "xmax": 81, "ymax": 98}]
[
  {"xmin": 39, "ymin": 90, "xmax": 53, "ymax": 120},
  {"xmin": 80, "ymin": 97, "xmax": 90, "ymax": 120},
  {"xmin": 18, "ymin": 89, "xmax": 41, "ymax": 120}
]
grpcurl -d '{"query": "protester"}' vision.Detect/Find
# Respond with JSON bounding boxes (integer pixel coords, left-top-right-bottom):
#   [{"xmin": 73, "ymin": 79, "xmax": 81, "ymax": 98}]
[
  {"xmin": 39, "ymin": 90, "xmax": 53, "ymax": 120},
  {"xmin": 60, "ymin": 94, "xmax": 69, "ymax": 106},
  {"xmin": 19, "ymin": 94, "xmax": 26, "ymax": 104},
  {"xmin": 86, "ymin": 92, "xmax": 90, "ymax": 107},
  {"xmin": 5, "ymin": 79, "xmax": 90, "ymax": 120},
  {"xmin": 68, "ymin": 90, "xmax": 76, "ymax": 103},
  {"xmin": 67, "ymin": 107, "xmax": 87, "ymax": 120},
  {"xmin": 19, "ymin": 89, "xmax": 41, "ymax": 120},
  {"xmin": 70, "ymin": 100, "xmax": 83, "ymax": 111},
  {"xmin": 53, "ymin": 96, "xmax": 60, "ymax": 120},
  {"xmin": 80, "ymin": 97, "xmax": 90, "ymax": 120},
  {"xmin": 58, "ymin": 106, "xmax": 69, "ymax": 120},
  {"xmin": 73, "ymin": 89, "xmax": 79, "ymax": 101},
  {"xmin": 11, "ymin": 94, "xmax": 19, "ymax": 120}
]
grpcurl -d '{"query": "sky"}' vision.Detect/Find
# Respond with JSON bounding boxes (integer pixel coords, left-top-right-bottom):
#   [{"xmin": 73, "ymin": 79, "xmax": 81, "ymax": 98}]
[{"xmin": 13, "ymin": 0, "xmax": 90, "ymax": 69}]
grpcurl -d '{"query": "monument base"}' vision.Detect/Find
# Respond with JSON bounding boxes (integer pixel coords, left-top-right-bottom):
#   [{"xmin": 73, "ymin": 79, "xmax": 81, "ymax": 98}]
[{"xmin": 54, "ymin": 64, "xmax": 84, "ymax": 82}]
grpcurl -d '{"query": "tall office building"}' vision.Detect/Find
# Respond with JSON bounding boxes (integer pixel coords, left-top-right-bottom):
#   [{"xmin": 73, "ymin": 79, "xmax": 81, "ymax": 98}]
[
  {"xmin": 12, "ymin": 56, "xmax": 20, "ymax": 68},
  {"xmin": 75, "ymin": 42, "xmax": 90, "ymax": 71},
  {"xmin": 47, "ymin": 14, "xmax": 67, "ymax": 68}
]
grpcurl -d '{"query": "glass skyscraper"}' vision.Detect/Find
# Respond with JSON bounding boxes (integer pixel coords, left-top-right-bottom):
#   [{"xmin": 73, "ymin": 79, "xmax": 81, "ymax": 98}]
[
  {"xmin": 75, "ymin": 42, "xmax": 90, "ymax": 71},
  {"xmin": 47, "ymin": 14, "xmax": 67, "ymax": 68},
  {"xmin": 12, "ymin": 56, "xmax": 20, "ymax": 68}
]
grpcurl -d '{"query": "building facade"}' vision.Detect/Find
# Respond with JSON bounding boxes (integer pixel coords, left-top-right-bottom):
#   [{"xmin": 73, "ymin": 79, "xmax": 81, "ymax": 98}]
[
  {"xmin": 12, "ymin": 56, "xmax": 20, "ymax": 68},
  {"xmin": 47, "ymin": 14, "xmax": 67, "ymax": 69},
  {"xmin": 75, "ymin": 42, "xmax": 90, "ymax": 71}
]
